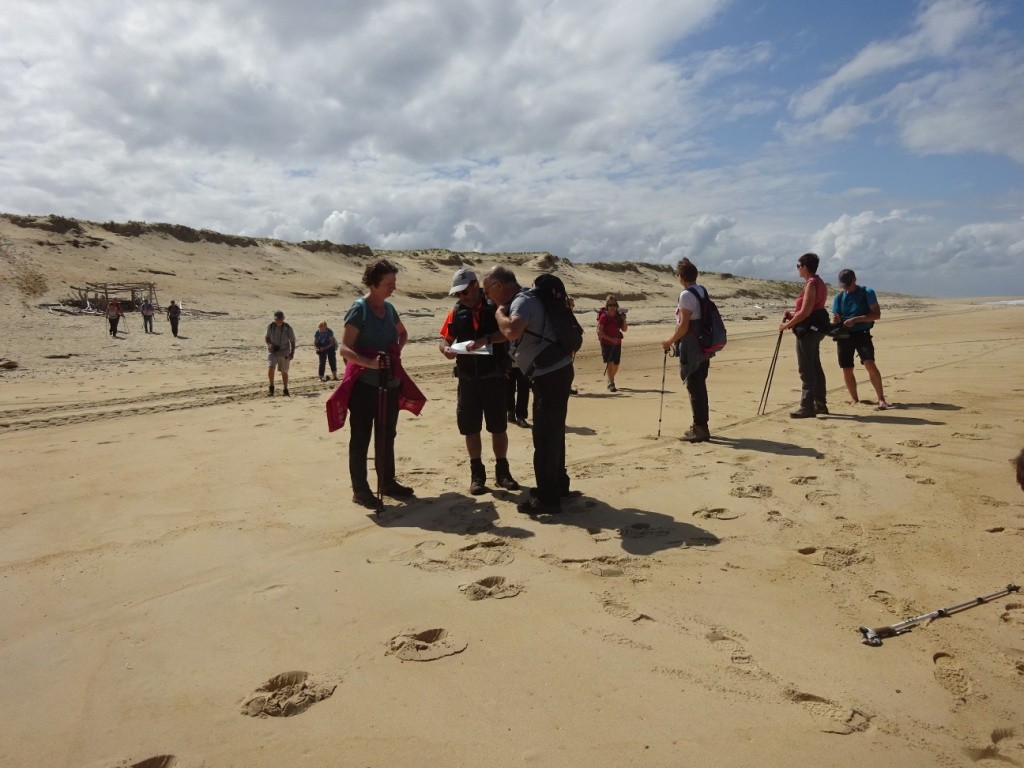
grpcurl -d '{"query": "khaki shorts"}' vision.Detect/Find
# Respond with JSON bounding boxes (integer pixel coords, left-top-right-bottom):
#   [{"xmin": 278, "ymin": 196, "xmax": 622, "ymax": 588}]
[{"xmin": 268, "ymin": 352, "xmax": 291, "ymax": 372}]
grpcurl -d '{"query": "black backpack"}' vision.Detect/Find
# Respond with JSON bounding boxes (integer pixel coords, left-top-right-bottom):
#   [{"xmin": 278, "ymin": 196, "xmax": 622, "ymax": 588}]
[
  {"xmin": 524, "ymin": 274, "xmax": 583, "ymax": 374},
  {"xmin": 686, "ymin": 286, "xmax": 727, "ymax": 355}
]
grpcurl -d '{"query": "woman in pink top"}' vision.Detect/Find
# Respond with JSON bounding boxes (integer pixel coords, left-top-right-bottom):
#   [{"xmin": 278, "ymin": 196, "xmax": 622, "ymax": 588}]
[
  {"xmin": 596, "ymin": 294, "xmax": 627, "ymax": 391},
  {"xmin": 779, "ymin": 252, "xmax": 829, "ymax": 418}
]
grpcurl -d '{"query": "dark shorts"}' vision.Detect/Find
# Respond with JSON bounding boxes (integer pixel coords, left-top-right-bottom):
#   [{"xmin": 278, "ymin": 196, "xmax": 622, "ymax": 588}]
[
  {"xmin": 457, "ymin": 375, "xmax": 508, "ymax": 436},
  {"xmin": 600, "ymin": 343, "xmax": 622, "ymax": 365},
  {"xmin": 836, "ymin": 330, "xmax": 875, "ymax": 368}
]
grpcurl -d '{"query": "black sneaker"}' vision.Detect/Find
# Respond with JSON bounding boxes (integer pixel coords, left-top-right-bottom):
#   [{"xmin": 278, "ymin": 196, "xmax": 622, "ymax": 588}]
[{"xmin": 790, "ymin": 408, "xmax": 816, "ymax": 419}]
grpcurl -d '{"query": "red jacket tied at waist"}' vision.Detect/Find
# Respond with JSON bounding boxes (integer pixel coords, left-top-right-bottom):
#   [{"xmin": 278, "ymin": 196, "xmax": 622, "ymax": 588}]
[{"xmin": 326, "ymin": 344, "xmax": 426, "ymax": 432}]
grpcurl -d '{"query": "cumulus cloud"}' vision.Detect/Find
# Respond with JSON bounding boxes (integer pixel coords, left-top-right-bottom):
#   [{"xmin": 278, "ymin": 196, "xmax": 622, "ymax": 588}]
[{"xmin": 0, "ymin": 0, "xmax": 1021, "ymax": 297}]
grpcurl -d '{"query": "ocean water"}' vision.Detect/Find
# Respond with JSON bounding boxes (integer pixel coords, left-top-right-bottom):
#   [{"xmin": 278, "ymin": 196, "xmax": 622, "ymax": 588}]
[{"xmin": 981, "ymin": 299, "xmax": 1024, "ymax": 305}]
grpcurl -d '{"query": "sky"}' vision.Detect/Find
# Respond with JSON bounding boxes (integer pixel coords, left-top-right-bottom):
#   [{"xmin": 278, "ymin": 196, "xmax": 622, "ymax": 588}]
[{"xmin": 2, "ymin": 0, "xmax": 1023, "ymax": 297}]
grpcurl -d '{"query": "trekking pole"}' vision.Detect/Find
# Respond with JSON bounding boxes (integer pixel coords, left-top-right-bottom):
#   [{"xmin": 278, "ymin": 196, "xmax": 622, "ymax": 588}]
[
  {"xmin": 656, "ymin": 349, "xmax": 668, "ymax": 438},
  {"xmin": 859, "ymin": 583, "xmax": 1019, "ymax": 647},
  {"xmin": 375, "ymin": 352, "xmax": 390, "ymax": 509},
  {"xmin": 757, "ymin": 330, "xmax": 784, "ymax": 416}
]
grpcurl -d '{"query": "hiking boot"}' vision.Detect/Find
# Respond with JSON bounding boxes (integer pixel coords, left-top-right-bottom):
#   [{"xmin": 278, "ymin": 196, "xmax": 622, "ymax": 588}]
[
  {"xmin": 268, "ymin": 384, "xmax": 274, "ymax": 396},
  {"xmin": 814, "ymin": 400, "xmax": 829, "ymax": 415},
  {"xmin": 352, "ymin": 488, "xmax": 383, "ymax": 511},
  {"xmin": 517, "ymin": 497, "xmax": 562, "ymax": 515},
  {"xmin": 507, "ymin": 410, "xmax": 516, "ymax": 423},
  {"xmin": 494, "ymin": 459, "xmax": 520, "ymax": 491},
  {"xmin": 790, "ymin": 408, "xmax": 816, "ymax": 419},
  {"xmin": 682, "ymin": 425, "xmax": 710, "ymax": 443},
  {"xmin": 607, "ymin": 381, "xmax": 617, "ymax": 392},
  {"xmin": 515, "ymin": 417, "xmax": 529, "ymax": 428},
  {"xmin": 380, "ymin": 480, "xmax": 415, "ymax": 498},
  {"xmin": 469, "ymin": 459, "xmax": 487, "ymax": 496},
  {"xmin": 283, "ymin": 388, "xmax": 290, "ymax": 397}
]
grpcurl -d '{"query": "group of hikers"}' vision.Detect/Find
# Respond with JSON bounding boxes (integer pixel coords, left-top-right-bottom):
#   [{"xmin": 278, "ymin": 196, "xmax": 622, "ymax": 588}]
[
  {"xmin": 316, "ymin": 252, "xmax": 892, "ymax": 514},
  {"xmin": 104, "ymin": 298, "xmax": 181, "ymax": 338}
]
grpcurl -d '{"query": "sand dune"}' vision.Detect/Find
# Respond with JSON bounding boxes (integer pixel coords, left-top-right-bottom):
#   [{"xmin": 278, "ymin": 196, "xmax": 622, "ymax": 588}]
[{"xmin": 2, "ymin": 213, "xmax": 1023, "ymax": 768}]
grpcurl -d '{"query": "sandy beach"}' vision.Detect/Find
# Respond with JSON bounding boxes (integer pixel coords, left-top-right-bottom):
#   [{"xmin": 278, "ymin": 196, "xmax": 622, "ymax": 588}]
[{"xmin": 2, "ymin": 213, "xmax": 1023, "ymax": 768}]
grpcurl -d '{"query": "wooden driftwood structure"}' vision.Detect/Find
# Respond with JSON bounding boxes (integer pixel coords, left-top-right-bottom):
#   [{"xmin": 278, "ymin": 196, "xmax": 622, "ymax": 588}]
[{"xmin": 68, "ymin": 281, "xmax": 159, "ymax": 312}]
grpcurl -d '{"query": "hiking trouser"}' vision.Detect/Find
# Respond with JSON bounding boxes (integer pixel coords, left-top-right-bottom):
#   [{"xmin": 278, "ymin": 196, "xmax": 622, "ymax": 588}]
[
  {"xmin": 170, "ymin": 317, "xmax": 179, "ymax": 336},
  {"xmin": 795, "ymin": 331, "xmax": 826, "ymax": 410},
  {"xmin": 506, "ymin": 368, "xmax": 529, "ymax": 420},
  {"xmin": 686, "ymin": 358, "xmax": 710, "ymax": 428},
  {"xmin": 347, "ymin": 380, "xmax": 399, "ymax": 492},
  {"xmin": 108, "ymin": 317, "xmax": 119, "ymax": 336},
  {"xmin": 318, "ymin": 348, "xmax": 338, "ymax": 378},
  {"xmin": 143, "ymin": 315, "xmax": 153, "ymax": 333},
  {"xmin": 530, "ymin": 363, "xmax": 573, "ymax": 505}
]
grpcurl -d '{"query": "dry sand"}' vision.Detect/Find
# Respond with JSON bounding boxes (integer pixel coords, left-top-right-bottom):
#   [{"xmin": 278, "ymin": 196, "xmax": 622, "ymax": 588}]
[{"xmin": 2, "ymin": 213, "xmax": 1023, "ymax": 768}]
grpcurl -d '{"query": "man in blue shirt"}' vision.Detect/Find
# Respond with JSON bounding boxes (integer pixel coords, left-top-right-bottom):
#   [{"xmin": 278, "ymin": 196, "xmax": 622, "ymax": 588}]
[{"xmin": 831, "ymin": 269, "xmax": 890, "ymax": 410}]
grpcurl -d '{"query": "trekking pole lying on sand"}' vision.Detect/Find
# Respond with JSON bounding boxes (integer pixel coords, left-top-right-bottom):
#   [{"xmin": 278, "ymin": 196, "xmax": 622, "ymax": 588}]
[
  {"xmin": 859, "ymin": 583, "xmax": 1019, "ymax": 646},
  {"xmin": 375, "ymin": 352, "xmax": 390, "ymax": 510},
  {"xmin": 757, "ymin": 330, "xmax": 783, "ymax": 416}
]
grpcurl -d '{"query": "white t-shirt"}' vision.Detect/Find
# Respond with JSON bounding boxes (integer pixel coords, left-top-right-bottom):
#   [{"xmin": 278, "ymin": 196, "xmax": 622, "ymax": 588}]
[{"xmin": 676, "ymin": 285, "xmax": 705, "ymax": 321}]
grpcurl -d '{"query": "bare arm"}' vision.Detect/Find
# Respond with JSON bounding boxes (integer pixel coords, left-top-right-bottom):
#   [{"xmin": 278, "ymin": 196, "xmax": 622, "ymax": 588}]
[
  {"xmin": 495, "ymin": 305, "xmax": 527, "ymax": 341},
  {"xmin": 339, "ymin": 324, "xmax": 381, "ymax": 369},
  {"xmin": 662, "ymin": 309, "xmax": 690, "ymax": 351}
]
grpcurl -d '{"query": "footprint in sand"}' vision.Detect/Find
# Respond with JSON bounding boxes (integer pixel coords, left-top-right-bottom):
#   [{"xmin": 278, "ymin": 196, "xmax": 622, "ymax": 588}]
[
  {"xmin": 932, "ymin": 652, "xmax": 973, "ymax": 700},
  {"xmin": 784, "ymin": 689, "xmax": 872, "ymax": 735},
  {"xmin": 952, "ymin": 432, "xmax": 989, "ymax": 441},
  {"xmin": 692, "ymin": 507, "xmax": 743, "ymax": 521},
  {"xmin": 1000, "ymin": 602, "xmax": 1024, "ymax": 626},
  {"xmin": 730, "ymin": 484, "xmax": 773, "ymax": 499},
  {"xmin": 601, "ymin": 594, "xmax": 655, "ymax": 622},
  {"xmin": 459, "ymin": 575, "xmax": 523, "ymax": 600},
  {"xmin": 805, "ymin": 490, "xmax": 838, "ymax": 506},
  {"xmin": 905, "ymin": 474, "xmax": 935, "ymax": 485},
  {"xmin": 790, "ymin": 475, "xmax": 818, "ymax": 485},
  {"xmin": 899, "ymin": 439, "xmax": 940, "ymax": 448},
  {"xmin": 389, "ymin": 540, "xmax": 449, "ymax": 571},
  {"xmin": 963, "ymin": 727, "xmax": 1018, "ymax": 763},
  {"xmin": 820, "ymin": 546, "xmax": 873, "ymax": 571},
  {"xmin": 386, "ymin": 628, "xmax": 467, "ymax": 661},
  {"xmin": 617, "ymin": 522, "xmax": 672, "ymax": 537},
  {"xmin": 240, "ymin": 671, "xmax": 337, "ymax": 717},
  {"xmin": 449, "ymin": 538, "xmax": 515, "ymax": 569}
]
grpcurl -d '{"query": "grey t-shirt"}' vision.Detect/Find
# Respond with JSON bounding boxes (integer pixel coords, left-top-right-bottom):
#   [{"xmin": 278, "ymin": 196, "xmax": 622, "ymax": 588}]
[
  {"xmin": 509, "ymin": 289, "xmax": 572, "ymax": 378},
  {"xmin": 266, "ymin": 322, "xmax": 296, "ymax": 352}
]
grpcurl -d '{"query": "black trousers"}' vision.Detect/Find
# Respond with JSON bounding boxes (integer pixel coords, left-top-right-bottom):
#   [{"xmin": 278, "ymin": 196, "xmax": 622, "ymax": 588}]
[
  {"xmin": 108, "ymin": 317, "xmax": 119, "ymax": 336},
  {"xmin": 795, "ymin": 332, "xmax": 826, "ymax": 410},
  {"xmin": 686, "ymin": 358, "xmax": 711, "ymax": 428},
  {"xmin": 531, "ymin": 363, "xmax": 573, "ymax": 505},
  {"xmin": 506, "ymin": 368, "xmax": 529, "ymax": 420},
  {"xmin": 169, "ymin": 317, "xmax": 179, "ymax": 336},
  {"xmin": 347, "ymin": 381, "xmax": 399, "ymax": 492},
  {"xmin": 143, "ymin": 315, "xmax": 153, "ymax": 332}
]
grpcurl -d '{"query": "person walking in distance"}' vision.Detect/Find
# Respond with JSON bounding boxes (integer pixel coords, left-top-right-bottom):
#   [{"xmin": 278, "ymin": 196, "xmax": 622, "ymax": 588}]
[
  {"xmin": 597, "ymin": 294, "xmax": 627, "ymax": 392},
  {"xmin": 315, "ymin": 321, "xmax": 339, "ymax": 382},
  {"xmin": 140, "ymin": 298, "xmax": 155, "ymax": 333},
  {"xmin": 831, "ymin": 269, "xmax": 890, "ymax": 410},
  {"xmin": 439, "ymin": 268, "xmax": 521, "ymax": 495},
  {"xmin": 167, "ymin": 300, "xmax": 181, "ymax": 338},
  {"xmin": 661, "ymin": 258, "xmax": 712, "ymax": 442},
  {"xmin": 265, "ymin": 310, "xmax": 296, "ymax": 396},
  {"xmin": 106, "ymin": 298, "xmax": 123, "ymax": 337},
  {"xmin": 779, "ymin": 253, "xmax": 829, "ymax": 418},
  {"xmin": 484, "ymin": 265, "xmax": 574, "ymax": 515}
]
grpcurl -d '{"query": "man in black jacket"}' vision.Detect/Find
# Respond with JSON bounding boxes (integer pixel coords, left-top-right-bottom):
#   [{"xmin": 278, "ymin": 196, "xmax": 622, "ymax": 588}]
[{"xmin": 439, "ymin": 268, "xmax": 520, "ymax": 495}]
